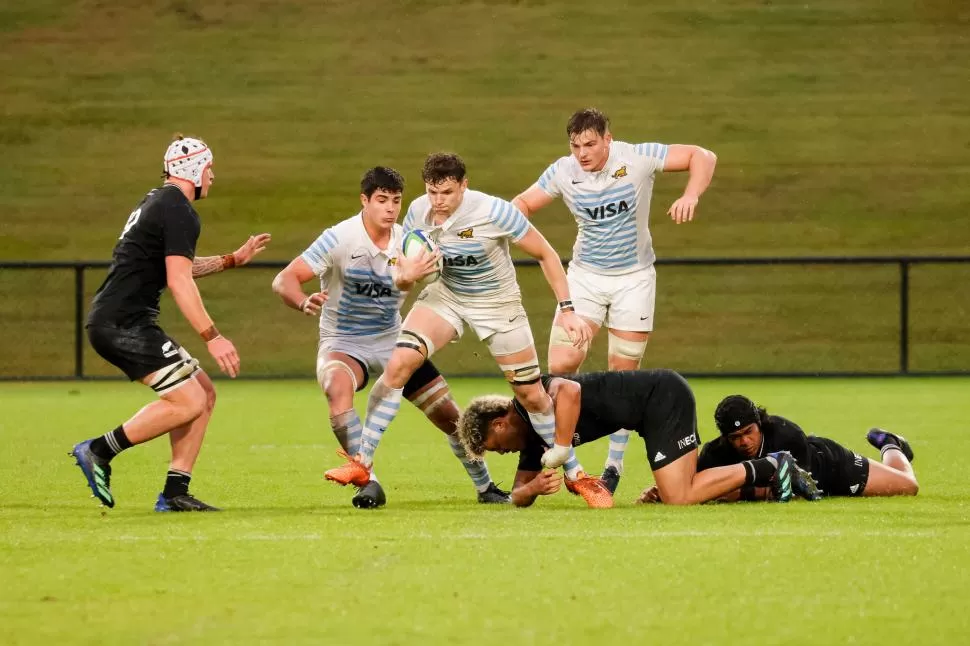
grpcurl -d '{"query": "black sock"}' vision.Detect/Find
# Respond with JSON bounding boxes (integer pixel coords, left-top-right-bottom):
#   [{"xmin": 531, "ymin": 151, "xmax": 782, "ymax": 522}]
[
  {"xmin": 89, "ymin": 426, "xmax": 133, "ymax": 461},
  {"xmin": 743, "ymin": 456, "xmax": 778, "ymax": 487},
  {"xmin": 163, "ymin": 470, "xmax": 192, "ymax": 499}
]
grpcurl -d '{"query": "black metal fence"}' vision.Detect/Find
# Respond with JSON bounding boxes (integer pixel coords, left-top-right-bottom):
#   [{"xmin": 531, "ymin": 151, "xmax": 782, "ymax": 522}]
[{"xmin": 2, "ymin": 256, "xmax": 969, "ymax": 379}]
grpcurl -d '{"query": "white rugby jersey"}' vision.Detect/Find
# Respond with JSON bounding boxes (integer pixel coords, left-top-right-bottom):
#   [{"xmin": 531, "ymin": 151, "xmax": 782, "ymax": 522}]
[
  {"xmin": 301, "ymin": 213, "xmax": 404, "ymax": 338},
  {"xmin": 536, "ymin": 140, "xmax": 668, "ymax": 275},
  {"xmin": 403, "ymin": 189, "xmax": 530, "ymax": 303}
]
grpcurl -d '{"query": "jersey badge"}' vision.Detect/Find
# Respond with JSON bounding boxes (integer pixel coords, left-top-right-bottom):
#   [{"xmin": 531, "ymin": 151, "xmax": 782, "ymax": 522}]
[
  {"xmin": 457, "ymin": 227, "xmax": 474, "ymax": 239},
  {"xmin": 612, "ymin": 165, "xmax": 628, "ymax": 179}
]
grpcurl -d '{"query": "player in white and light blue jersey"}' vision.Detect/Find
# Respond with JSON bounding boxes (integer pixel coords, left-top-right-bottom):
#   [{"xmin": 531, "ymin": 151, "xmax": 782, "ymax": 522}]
[
  {"xmin": 325, "ymin": 154, "xmax": 614, "ymax": 508},
  {"xmin": 273, "ymin": 167, "xmax": 510, "ymax": 507},
  {"xmin": 513, "ymin": 108, "xmax": 718, "ymax": 494}
]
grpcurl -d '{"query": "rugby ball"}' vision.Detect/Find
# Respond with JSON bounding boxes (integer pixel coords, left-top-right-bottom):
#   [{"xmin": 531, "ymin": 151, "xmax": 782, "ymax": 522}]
[{"xmin": 401, "ymin": 230, "xmax": 442, "ymax": 286}]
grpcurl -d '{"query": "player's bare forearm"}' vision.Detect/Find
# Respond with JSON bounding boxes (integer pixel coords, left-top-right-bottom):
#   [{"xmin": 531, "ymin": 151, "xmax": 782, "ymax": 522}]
[
  {"xmin": 191, "ymin": 255, "xmax": 233, "ymax": 278},
  {"xmin": 683, "ymin": 146, "xmax": 717, "ymax": 199},
  {"xmin": 169, "ymin": 273, "xmax": 216, "ymax": 336},
  {"xmin": 537, "ymin": 253, "xmax": 570, "ymax": 303},
  {"xmin": 271, "ymin": 269, "xmax": 308, "ymax": 311},
  {"xmin": 510, "ymin": 471, "xmax": 540, "ymax": 507}
]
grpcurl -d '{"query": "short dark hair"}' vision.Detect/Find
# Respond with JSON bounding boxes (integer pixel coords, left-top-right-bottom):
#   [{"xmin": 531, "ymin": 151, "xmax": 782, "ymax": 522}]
[
  {"xmin": 566, "ymin": 108, "xmax": 610, "ymax": 138},
  {"xmin": 422, "ymin": 152, "xmax": 466, "ymax": 185},
  {"xmin": 360, "ymin": 166, "xmax": 405, "ymax": 198}
]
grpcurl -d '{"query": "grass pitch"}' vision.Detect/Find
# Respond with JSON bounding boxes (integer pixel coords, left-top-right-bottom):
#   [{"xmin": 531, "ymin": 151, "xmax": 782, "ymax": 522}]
[{"xmin": 2, "ymin": 377, "xmax": 968, "ymax": 645}]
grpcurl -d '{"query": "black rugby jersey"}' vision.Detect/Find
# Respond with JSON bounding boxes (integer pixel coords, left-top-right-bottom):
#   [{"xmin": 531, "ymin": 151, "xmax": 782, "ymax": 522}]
[
  {"xmin": 516, "ymin": 370, "xmax": 685, "ymax": 471},
  {"xmin": 697, "ymin": 414, "xmax": 813, "ymax": 472},
  {"xmin": 87, "ymin": 184, "xmax": 200, "ymax": 327}
]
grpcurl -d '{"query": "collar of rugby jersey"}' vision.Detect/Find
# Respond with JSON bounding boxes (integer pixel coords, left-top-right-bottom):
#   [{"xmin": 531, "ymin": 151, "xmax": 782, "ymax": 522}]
[
  {"xmin": 353, "ymin": 212, "xmax": 399, "ymax": 259},
  {"xmin": 422, "ymin": 193, "xmax": 471, "ymax": 234}
]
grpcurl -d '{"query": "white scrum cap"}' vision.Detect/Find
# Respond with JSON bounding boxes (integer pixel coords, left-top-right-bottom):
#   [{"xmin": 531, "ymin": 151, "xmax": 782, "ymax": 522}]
[{"xmin": 163, "ymin": 136, "xmax": 213, "ymax": 187}]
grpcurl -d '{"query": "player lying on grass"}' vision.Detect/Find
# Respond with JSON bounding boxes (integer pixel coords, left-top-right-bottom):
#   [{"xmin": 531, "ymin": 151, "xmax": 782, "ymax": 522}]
[
  {"xmin": 272, "ymin": 166, "xmax": 509, "ymax": 508},
  {"xmin": 323, "ymin": 153, "xmax": 611, "ymax": 508},
  {"xmin": 637, "ymin": 394, "xmax": 917, "ymax": 503},
  {"xmin": 456, "ymin": 370, "xmax": 820, "ymax": 507},
  {"xmin": 71, "ymin": 135, "xmax": 270, "ymax": 512}
]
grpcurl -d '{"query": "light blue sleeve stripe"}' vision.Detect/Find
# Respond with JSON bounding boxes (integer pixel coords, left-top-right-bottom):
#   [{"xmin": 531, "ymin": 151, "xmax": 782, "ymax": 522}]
[{"xmin": 537, "ymin": 163, "xmax": 560, "ymax": 196}]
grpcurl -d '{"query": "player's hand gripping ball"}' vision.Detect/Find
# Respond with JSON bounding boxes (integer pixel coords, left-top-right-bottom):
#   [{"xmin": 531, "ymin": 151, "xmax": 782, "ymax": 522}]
[{"xmin": 401, "ymin": 230, "xmax": 443, "ymax": 286}]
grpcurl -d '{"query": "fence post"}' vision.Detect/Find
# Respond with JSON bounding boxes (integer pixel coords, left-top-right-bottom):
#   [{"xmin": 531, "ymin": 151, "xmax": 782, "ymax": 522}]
[
  {"xmin": 75, "ymin": 265, "xmax": 84, "ymax": 378},
  {"xmin": 899, "ymin": 260, "xmax": 909, "ymax": 374}
]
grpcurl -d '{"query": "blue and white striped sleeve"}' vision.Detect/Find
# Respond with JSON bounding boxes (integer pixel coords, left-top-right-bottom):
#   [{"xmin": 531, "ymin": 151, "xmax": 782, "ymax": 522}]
[
  {"xmin": 633, "ymin": 142, "xmax": 669, "ymax": 174},
  {"xmin": 489, "ymin": 198, "xmax": 531, "ymax": 242},
  {"xmin": 536, "ymin": 161, "xmax": 562, "ymax": 197},
  {"xmin": 300, "ymin": 227, "xmax": 339, "ymax": 275}
]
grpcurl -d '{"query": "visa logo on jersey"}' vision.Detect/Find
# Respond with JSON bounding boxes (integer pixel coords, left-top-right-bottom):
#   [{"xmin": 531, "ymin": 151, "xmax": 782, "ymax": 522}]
[
  {"xmin": 584, "ymin": 200, "xmax": 630, "ymax": 221},
  {"xmin": 443, "ymin": 255, "xmax": 480, "ymax": 267},
  {"xmin": 355, "ymin": 282, "xmax": 394, "ymax": 298}
]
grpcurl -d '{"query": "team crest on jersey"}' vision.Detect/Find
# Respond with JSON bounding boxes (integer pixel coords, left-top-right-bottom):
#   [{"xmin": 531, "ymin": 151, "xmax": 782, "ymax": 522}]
[
  {"xmin": 457, "ymin": 227, "xmax": 474, "ymax": 239},
  {"xmin": 387, "ymin": 257, "xmax": 397, "ymax": 266},
  {"xmin": 612, "ymin": 165, "xmax": 628, "ymax": 179}
]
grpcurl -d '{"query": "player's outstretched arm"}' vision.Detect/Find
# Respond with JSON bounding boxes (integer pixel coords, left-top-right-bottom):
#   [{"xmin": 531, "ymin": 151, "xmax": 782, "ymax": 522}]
[
  {"xmin": 514, "ymin": 226, "xmax": 591, "ymax": 348},
  {"xmin": 166, "ymin": 255, "xmax": 240, "ymax": 377},
  {"xmin": 512, "ymin": 184, "xmax": 555, "ymax": 219},
  {"xmin": 663, "ymin": 145, "xmax": 717, "ymax": 224},
  {"xmin": 192, "ymin": 233, "xmax": 272, "ymax": 278},
  {"xmin": 510, "ymin": 469, "xmax": 562, "ymax": 507},
  {"xmin": 271, "ymin": 257, "xmax": 327, "ymax": 316}
]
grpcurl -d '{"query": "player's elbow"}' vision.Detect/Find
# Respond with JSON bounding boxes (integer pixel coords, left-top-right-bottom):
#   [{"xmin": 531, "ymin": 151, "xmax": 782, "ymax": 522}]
[
  {"xmin": 700, "ymin": 146, "xmax": 717, "ymax": 167},
  {"xmin": 270, "ymin": 270, "xmax": 285, "ymax": 295}
]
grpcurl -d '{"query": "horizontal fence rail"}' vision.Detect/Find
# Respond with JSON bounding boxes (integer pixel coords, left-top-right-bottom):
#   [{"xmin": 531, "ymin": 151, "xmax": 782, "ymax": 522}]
[{"xmin": 2, "ymin": 256, "xmax": 969, "ymax": 379}]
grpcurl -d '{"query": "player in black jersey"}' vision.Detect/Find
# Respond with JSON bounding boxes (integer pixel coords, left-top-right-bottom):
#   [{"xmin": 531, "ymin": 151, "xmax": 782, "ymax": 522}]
[
  {"xmin": 457, "ymin": 369, "xmax": 819, "ymax": 507},
  {"xmin": 640, "ymin": 394, "xmax": 918, "ymax": 502},
  {"xmin": 69, "ymin": 135, "xmax": 270, "ymax": 512}
]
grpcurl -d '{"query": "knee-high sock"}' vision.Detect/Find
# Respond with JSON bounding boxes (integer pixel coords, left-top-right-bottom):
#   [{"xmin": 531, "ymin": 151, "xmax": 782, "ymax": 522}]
[
  {"xmin": 447, "ymin": 433, "xmax": 492, "ymax": 491},
  {"xmin": 605, "ymin": 429, "xmax": 632, "ymax": 474},
  {"xmin": 526, "ymin": 406, "xmax": 583, "ymax": 480},
  {"xmin": 358, "ymin": 377, "xmax": 403, "ymax": 467}
]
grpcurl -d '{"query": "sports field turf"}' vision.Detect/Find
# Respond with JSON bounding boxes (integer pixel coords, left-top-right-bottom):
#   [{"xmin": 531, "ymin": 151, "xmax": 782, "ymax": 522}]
[{"xmin": 2, "ymin": 377, "xmax": 968, "ymax": 645}]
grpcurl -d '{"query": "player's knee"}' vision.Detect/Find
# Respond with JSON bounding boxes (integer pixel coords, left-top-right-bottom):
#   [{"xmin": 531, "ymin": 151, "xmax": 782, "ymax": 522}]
[
  {"xmin": 903, "ymin": 477, "xmax": 919, "ymax": 496},
  {"xmin": 202, "ymin": 378, "xmax": 216, "ymax": 414},
  {"xmin": 607, "ymin": 332, "xmax": 647, "ymax": 364},
  {"xmin": 548, "ymin": 326, "xmax": 585, "ymax": 373},
  {"xmin": 170, "ymin": 379, "xmax": 208, "ymax": 424},
  {"xmin": 317, "ymin": 360, "xmax": 358, "ymax": 404}
]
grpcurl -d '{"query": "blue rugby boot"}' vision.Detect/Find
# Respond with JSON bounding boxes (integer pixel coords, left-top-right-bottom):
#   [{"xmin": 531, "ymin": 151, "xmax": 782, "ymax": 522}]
[{"xmin": 69, "ymin": 440, "xmax": 114, "ymax": 508}]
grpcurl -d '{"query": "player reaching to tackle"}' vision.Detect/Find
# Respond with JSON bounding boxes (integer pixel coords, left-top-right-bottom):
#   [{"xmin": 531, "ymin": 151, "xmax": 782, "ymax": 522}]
[
  {"xmin": 70, "ymin": 135, "xmax": 270, "ymax": 512},
  {"xmin": 272, "ymin": 166, "xmax": 509, "ymax": 508},
  {"xmin": 324, "ymin": 153, "xmax": 612, "ymax": 508},
  {"xmin": 512, "ymin": 108, "xmax": 717, "ymax": 494},
  {"xmin": 637, "ymin": 394, "xmax": 918, "ymax": 503},
  {"xmin": 457, "ymin": 370, "xmax": 820, "ymax": 508}
]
